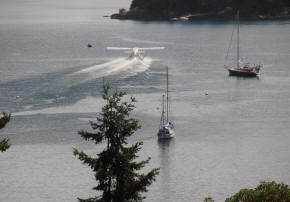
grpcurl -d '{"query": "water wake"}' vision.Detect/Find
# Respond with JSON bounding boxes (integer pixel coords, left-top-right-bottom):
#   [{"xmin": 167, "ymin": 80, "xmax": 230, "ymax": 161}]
[
  {"xmin": 74, "ymin": 57, "xmax": 153, "ymax": 78},
  {"xmin": 13, "ymin": 57, "xmax": 157, "ymax": 115}
]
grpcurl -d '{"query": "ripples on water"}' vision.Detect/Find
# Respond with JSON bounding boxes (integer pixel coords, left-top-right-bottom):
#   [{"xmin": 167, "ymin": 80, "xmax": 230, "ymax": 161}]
[{"xmin": 0, "ymin": 0, "xmax": 290, "ymax": 201}]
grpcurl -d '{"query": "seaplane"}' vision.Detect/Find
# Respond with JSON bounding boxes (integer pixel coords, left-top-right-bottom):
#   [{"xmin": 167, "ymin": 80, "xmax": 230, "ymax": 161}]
[{"xmin": 107, "ymin": 47, "xmax": 165, "ymax": 60}]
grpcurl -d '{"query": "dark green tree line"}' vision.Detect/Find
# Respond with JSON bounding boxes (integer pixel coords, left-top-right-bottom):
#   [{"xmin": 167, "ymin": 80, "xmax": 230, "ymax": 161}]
[
  {"xmin": 129, "ymin": 0, "xmax": 289, "ymax": 18},
  {"xmin": 74, "ymin": 85, "xmax": 159, "ymax": 202}
]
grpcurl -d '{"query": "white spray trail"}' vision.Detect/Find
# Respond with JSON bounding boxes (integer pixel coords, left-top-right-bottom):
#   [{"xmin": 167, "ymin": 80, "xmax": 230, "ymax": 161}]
[
  {"xmin": 53, "ymin": 57, "xmax": 155, "ymax": 89},
  {"xmin": 75, "ymin": 58, "xmax": 125, "ymax": 74},
  {"xmin": 73, "ymin": 57, "xmax": 153, "ymax": 79}
]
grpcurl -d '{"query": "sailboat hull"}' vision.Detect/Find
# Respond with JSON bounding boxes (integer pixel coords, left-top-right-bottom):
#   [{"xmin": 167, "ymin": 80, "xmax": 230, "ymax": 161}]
[
  {"xmin": 227, "ymin": 67, "xmax": 259, "ymax": 77},
  {"xmin": 157, "ymin": 127, "xmax": 175, "ymax": 139}
]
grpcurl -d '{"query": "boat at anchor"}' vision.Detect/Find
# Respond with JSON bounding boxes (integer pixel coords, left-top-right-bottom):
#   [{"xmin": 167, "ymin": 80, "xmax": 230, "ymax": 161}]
[
  {"xmin": 225, "ymin": 10, "xmax": 262, "ymax": 77},
  {"xmin": 157, "ymin": 66, "xmax": 175, "ymax": 139}
]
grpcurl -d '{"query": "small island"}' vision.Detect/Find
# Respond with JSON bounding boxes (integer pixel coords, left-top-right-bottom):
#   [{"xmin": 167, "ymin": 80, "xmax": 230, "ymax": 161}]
[{"xmin": 111, "ymin": 0, "xmax": 290, "ymax": 21}]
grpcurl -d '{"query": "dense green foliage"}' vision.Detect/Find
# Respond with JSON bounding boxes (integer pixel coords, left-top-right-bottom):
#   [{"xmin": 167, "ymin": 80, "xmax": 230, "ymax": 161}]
[
  {"xmin": 204, "ymin": 197, "xmax": 214, "ymax": 202},
  {"xmin": 205, "ymin": 181, "xmax": 290, "ymax": 201},
  {"xmin": 74, "ymin": 85, "xmax": 159, "ymax": 202},
  {"xmin": 0, "ymin": 112, "xmax": 11, "ymax": 152},
  {"xmin": 129, "ymin": 0, "xmax": 290, "ymax": 19},
  {"xmin": 225, "ymin": 181, "xmax": 290, "ymax": 202}
]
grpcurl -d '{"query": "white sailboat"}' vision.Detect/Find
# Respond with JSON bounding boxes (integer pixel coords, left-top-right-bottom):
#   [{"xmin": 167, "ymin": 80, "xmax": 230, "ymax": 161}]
[
  {"xmin": 225, "ymin": 10, "xmax": 262, "ymax": 77},
  {"xmin": 157, "ymin": 66, "xmax": 175, "ymax": 139}
]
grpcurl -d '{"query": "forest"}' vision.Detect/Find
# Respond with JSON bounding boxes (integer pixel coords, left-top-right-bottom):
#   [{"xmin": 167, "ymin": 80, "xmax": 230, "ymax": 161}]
[{"xmin": 112, "ymin": 0, "xmax": 290, "ymax": 20}]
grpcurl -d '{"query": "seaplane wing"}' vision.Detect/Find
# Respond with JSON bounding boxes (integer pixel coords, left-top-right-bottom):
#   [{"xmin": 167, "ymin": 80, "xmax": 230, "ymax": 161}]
[
  {"xmin": 138, "ymin": 47, "xmax": 165, "ymax": 50},
  {"xmin": 107, "ymin": 47, "xmax": 133, "ymax": 50},
  {"xmin": 107, "ymin": 47, "xmax": 165, "ymax": 51}
]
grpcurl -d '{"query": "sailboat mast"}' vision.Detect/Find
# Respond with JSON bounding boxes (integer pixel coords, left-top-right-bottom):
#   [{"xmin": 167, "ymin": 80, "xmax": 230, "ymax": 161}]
[
  {"xmin": 162, "ymin": 94, "xmax": 165, "ymax": 125},
  {"xmin": 166, "ymin": 66, "xmax": 169, "ymax": 123},
  {"xmin": 237, "ymin": 10, "xmax": 240, "ymax": 69}
]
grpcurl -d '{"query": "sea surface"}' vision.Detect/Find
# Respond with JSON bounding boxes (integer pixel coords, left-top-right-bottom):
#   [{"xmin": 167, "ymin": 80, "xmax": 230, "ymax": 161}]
[{"xmin": 0, "ymin": 0, "xmax": 290, "ymax": 201}]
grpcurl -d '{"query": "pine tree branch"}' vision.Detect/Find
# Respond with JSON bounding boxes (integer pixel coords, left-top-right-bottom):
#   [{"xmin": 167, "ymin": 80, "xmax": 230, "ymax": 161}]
[
  {"xmin": 73, "ymin": 148, "xmax": 98, "ymax": 168},
  {"xmin": 0, "ymin": 112, "xmax": 11, "ymax": 129},
  {"xmin": 0, "ymin": 112, "xmax": 11, "ymax": 152},
  {"xmin": 78, "ymin": 130, "xmax": 104, "ymax": 144},
  {"xmin": 0, "ymin": 138, "xmax": 10, "ymax": 152}
]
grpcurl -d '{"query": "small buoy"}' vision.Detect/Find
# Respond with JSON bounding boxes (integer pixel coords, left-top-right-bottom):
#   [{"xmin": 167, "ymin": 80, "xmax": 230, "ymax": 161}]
[
  {"xmin": 205, "ymin": 92, "xmax": 208, "ymax": 96},
  {"xmin": 16, "ymin": 96, "xmax": 20, "ymax": 99},
  {"xmin": 87, "ymin": 44, "xmax": 92, "ymax": 48}
]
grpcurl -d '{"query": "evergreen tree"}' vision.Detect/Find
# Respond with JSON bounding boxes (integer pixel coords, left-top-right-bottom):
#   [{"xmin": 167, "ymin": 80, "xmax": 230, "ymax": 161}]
[
  {"xmin": 205, "ymin": 181, "xmax": 290, "ymax": 201},
  {"xmin": 225, "ymin": 181, "xmax": 290, "ymax": 202},
  {"xmin": 0, "ymin": 112, "xmax": 11, "ymax": 152},
  {"xmin": 74, "ymin": 84, "xmax": 159, "ymax": 202}
]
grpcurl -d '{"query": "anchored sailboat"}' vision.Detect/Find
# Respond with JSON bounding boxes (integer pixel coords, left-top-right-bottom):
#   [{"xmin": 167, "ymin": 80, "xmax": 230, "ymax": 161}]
[
  {"xmin": 225, "ymin": 10, "xmax": 262, "ymax": 77},
  {"xmin": 157, "ymin": 66, "xmax": 175, "ymax": 139}
]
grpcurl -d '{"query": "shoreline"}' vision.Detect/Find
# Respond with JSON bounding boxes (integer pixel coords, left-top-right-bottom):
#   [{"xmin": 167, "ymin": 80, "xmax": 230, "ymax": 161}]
[{"xmin": 110, "ymin": 9, "xmax": 290, "ymax": 22}]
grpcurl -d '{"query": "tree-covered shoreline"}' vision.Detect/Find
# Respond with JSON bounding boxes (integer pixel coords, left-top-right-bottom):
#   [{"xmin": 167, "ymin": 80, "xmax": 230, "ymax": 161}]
[{"xmin": 111, "ymin": 0, "xmax": 290, "ymax": 21}]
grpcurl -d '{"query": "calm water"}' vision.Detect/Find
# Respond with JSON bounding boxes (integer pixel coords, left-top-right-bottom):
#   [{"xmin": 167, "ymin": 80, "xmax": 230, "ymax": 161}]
[{"xmin": 1, "ymin": 0, "xmax": 290, "ymax": 201}]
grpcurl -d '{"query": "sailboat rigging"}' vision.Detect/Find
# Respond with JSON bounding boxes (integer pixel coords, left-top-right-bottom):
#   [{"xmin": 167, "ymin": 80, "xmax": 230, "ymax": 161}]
[
  {"xmin": 225, "ymin": 10, "xmax": 262, "ymax": 77},
  {"xmin": 157, "ymin": 66, "xmax": 175, "ymax": 139}
]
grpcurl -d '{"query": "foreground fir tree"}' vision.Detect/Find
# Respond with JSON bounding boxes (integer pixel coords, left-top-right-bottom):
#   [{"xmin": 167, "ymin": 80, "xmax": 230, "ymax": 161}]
[
  {"xmin": 74, "ymin": 85, "xmax": 159, "ymax": 202},
  {"xmin": 0, "ymin": 112, "xmax": 11, "ymax": 152}
]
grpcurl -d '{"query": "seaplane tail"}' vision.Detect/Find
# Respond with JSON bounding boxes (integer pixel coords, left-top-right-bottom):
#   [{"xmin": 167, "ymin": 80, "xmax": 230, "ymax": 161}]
[{"xmin": 107, "ymin": 47, "xmax": 165, "ymax": 60}]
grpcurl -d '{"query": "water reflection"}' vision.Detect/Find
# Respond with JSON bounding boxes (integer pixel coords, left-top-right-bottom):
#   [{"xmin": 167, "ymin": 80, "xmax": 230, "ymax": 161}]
[
  {"xmin": 158, "ymin": 139, "xmax": 175, "ymax": 201},
  {"xmin": 226, "ymin": 75, "xmax": 260, "ymax": 80},
  {"xmin": 158, "ymin": 138, "xmax": 174, "ymax": 147}
]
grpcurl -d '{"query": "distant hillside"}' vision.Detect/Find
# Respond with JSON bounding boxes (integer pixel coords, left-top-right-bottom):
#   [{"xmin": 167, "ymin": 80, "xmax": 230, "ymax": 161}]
[{"xmin": 111, "ymin": 0, "xmax": 290, "ymax": 20}]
